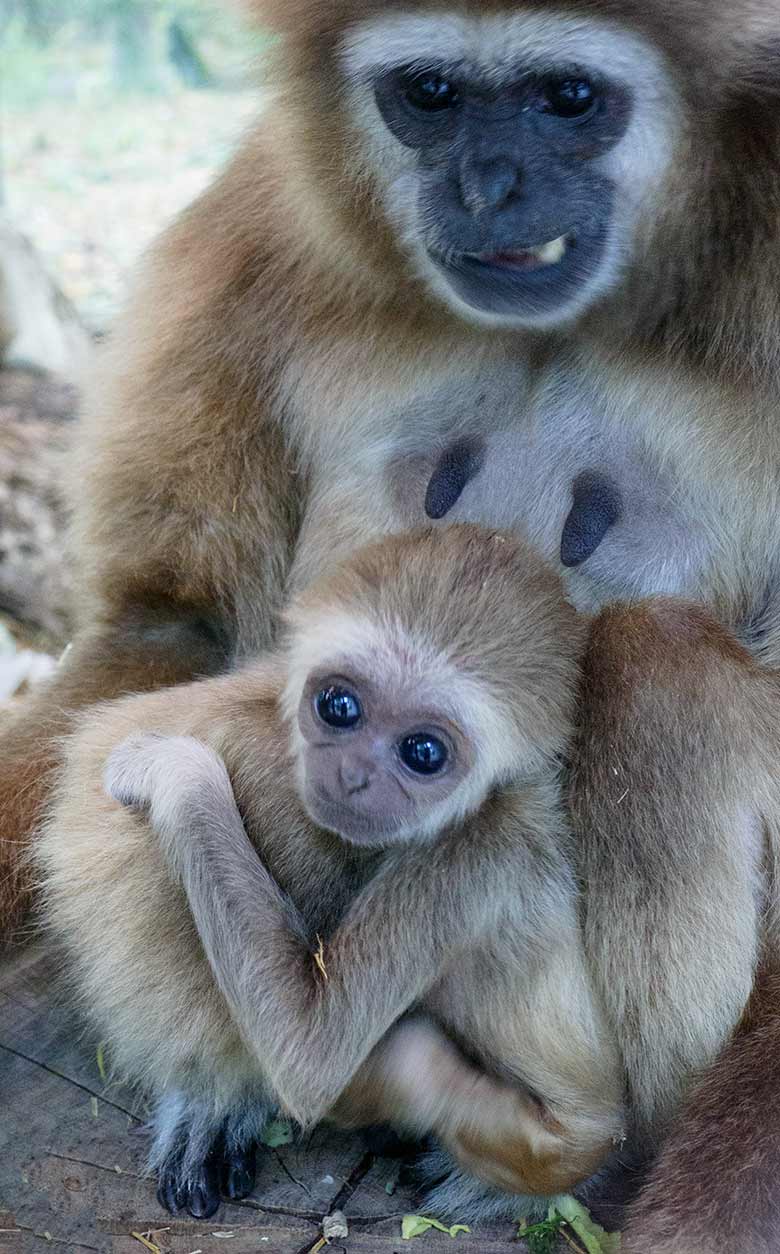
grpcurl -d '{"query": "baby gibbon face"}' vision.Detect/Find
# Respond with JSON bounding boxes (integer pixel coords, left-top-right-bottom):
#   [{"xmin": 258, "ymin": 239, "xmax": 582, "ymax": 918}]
[
  {"xmin": 296, "ymin": 666, "xmax": 476, "ymax": 847},
  {"xmin": 283, "ymin": 527, "xmax": 583, "ymax": 847}
]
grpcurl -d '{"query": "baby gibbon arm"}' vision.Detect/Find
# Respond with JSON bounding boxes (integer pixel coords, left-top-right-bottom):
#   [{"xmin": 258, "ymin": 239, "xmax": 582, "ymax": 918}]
[
  {"xmin": 106, "ymin": 732, "xmax": 617, "ymax": 1195},
  {"xmin": 104, "ymin": 732, "xmax": 569, "ymax": 1129}
]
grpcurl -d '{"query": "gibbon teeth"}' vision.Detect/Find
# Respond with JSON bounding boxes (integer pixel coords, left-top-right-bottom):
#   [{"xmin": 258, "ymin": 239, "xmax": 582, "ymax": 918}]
[
  {"xmin": 531, "ymin": 235, "xmax": 568, "ymax": 265},
  {"xmin": 476, "ymin": 235, "xmax": 569, "ymax": 269}
]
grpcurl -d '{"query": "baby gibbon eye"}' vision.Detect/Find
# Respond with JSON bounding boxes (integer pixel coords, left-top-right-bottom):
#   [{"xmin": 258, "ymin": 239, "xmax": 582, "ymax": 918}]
[
  {"xmin": 540, "ymin": 76, "xmax": 598, "ymax": 119},
  {"xmin": 399, "ymin": 733, "xmax": 449, "ymax": 776},
  {"xmin": 400, "ymin": 69, "xmax": 460, "ymax": 113},
  {"xmin": 315, "ymin": 686, "xmax": 362, "ymax": 729}
]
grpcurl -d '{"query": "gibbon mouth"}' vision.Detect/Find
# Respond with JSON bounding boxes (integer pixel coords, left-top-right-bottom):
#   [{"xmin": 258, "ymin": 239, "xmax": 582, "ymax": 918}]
[
  {"xmin": 427, "ymin": 228, "xmax": 604, "ymax": 319},
  {"xmin": 429, "ymin": 234, "xmax": 572, "ymax": 276},
  {"xmin": 305, "ymin": 787, "xmax": 402, "ymax": 846},
  {"xmin": 463, "ymin": 234, "xmax": 571, "ymax": 271}
]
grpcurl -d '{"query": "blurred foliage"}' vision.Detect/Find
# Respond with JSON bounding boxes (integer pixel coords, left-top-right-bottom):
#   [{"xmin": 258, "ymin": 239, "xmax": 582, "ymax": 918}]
[
  {"xmin": 0, "ymin": 0, "xmax": 266, "ymax": 328},
  {"xmin": 3, "ymin": 0, "xmax": 233, "ymax": 40},
  {"xmin": 0, "ymin": 0, "xmax": 271, "ymax": 106}
]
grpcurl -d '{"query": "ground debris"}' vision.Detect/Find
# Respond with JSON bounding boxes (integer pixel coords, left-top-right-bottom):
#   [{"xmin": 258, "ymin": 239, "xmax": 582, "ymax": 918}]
[{"xmin": 322, "ymin": 1209, "xmax": 349, "ymax": 1240}]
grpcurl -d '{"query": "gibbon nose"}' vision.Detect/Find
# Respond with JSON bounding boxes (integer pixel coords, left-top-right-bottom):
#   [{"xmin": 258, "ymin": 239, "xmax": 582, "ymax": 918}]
[
  {"xmin": 459, "ymin": 154, "xmax": 522, "ymax": 214},
  {"xmin": 338, "ymin": 759, "xmax": 373, "ymax": 796}
]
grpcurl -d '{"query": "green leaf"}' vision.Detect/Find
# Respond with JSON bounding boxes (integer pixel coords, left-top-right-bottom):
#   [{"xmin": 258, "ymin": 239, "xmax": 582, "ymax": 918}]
[
  {"xmin": 401, "ymin": 1215, "xmax": 470, "ymax": 1240},
  {"xmin": 96, "ymin": 1041, "xmax": 107, "ymax": 1083},
  {"xmin": 518, "ymin": 1214, "xmax": 565, "ymax": 1253},
  {"xmin": 551, "ymin": 1198, "xmax": 621, "ymax": 1254},
  {"xmin": 260, "ymin": 1118, "xmax": 293, "ymax": 1147},
  {"xmin": 402, "ymin": 1216, "xmax": 433, "ymax": 1239}
]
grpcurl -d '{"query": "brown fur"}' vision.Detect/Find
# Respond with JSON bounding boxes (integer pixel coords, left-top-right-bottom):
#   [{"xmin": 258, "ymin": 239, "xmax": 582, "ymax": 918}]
[
  {"xmin": 0, "ymin": 625, "xmax": 226, "ymax": 943},
  {"xmin": 6, "ymin": 0, "xmax": 780, "ymax": 1243},
  {"xmin": 571, "ymin": 599, "xmax": 780, "ymax": 1247},
  {"xmin": 620, "ymin": 968, "xmax": 780, "ymax": 1254}
]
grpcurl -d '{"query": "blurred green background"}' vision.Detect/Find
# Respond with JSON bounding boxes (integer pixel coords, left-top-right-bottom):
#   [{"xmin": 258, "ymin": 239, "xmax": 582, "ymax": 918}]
[{"xmin": 1, "ymin": 0, "xmax": 268, "ymax": 330}]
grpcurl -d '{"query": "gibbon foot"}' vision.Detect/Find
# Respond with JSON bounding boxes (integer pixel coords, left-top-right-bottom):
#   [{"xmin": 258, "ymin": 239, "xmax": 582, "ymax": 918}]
[
  {"xmin": 156, "ymin": 1135, "xmax": 257, "ymax": 1218},
  {"xmin": 150, "ymin": 1094, "xmax": 265, "ymax": 1220},
  {"xmin": 221, "ymin": 1140, "xmax": 257, "ymax": 1201},
  {"xmin": 156, "ymin": 1143, "xmax": 222, "ymax": 1219}
]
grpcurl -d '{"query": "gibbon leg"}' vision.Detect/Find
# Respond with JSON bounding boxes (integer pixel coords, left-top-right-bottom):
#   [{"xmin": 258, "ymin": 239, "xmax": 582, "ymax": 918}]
[
  {"xmin": 572, "ymin": 599, "xmax": 780, "ymax": 1254},
  {"xmin": 620, "ymin": 968, "xmax": 780, "ymax": 1254}
]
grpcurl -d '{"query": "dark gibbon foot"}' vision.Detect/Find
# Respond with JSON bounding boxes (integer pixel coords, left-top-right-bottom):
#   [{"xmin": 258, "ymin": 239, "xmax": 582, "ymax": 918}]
[{"xmin": 156, "ymin": 1131, "xmax": 258, "ymax": 1218}]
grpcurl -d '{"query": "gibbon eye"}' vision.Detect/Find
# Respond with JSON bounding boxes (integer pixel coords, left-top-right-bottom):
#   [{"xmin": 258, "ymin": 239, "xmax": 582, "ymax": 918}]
[
  {"xmin": 316, "ymin": 686, "xmax": 362, "ymax": 729},
  {"xmin": 401, "ymin": 69, "xmax": 460, "ymax": 113},
  {"xmin": 399, "ymin": 733, "xmax": 449, "ymax": 775},
  {"xmin": 540, "ymin": 77, "xmax": 597, "ymax": 118}
]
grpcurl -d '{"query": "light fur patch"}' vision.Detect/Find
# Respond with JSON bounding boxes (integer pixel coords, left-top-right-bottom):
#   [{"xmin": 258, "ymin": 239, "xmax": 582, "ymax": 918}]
[{"xmin": 341, "ymin": 10, "xmax": 672, "ymax": 90}]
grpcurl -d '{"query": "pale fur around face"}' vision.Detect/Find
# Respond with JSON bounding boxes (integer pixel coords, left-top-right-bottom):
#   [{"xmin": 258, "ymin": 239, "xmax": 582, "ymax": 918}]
[{"xmin": 340, "ymin": 9, "xmax": 677, "ymax": 103}]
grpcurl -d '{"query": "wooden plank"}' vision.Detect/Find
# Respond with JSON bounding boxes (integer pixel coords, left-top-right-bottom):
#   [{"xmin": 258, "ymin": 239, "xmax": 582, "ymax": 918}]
[
  {"xmin": 0, "ymin": 948, "xmax": 525, "ymax": 1252},
  {"xmin": 102, "ymin": 1223, "xmax": 528, "ymax": 1254},
  {"xmin": 0, "ymin": 1210, "xmax": 24, "ymax": 1254}
]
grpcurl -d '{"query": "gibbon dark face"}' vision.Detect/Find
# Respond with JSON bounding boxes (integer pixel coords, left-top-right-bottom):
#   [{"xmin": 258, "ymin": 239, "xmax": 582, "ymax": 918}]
[
  {"xmin": 342, "ymin": 10, "xmax": 680, "ymax": 328},
  {"xmin": 373, "ymin": 62, "xmax": 632, "ymax": 321}
]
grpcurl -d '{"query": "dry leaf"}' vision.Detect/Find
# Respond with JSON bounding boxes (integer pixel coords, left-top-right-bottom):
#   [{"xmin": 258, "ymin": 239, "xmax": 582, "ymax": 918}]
[{"xmin": 313, "ymin": 935, "xmax": 329, "ymax": 982}]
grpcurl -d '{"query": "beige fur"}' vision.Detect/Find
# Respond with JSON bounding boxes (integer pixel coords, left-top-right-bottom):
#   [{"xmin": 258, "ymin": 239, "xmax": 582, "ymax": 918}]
[
  {"xmin": 4, "ymin": 2, "xmax": 780, "ymax": 1244},
  {"xmin": 37, "ymin": 527, "xmax": 623, "ymax": 1216}
]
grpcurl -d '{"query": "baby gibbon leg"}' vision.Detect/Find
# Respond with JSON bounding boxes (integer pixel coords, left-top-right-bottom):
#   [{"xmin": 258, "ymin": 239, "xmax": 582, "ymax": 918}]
[
  {"xmin": 0, "ymin": 619, "xmax": 226, "ymax": 942},
  {"xmin": 332, "ymin": 1018, "xmax": 613, "ymax": 1197}
]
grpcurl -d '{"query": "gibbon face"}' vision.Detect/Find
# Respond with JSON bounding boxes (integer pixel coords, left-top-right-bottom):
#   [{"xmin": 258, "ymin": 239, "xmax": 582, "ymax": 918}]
[
  {"xmin": 283, "ymin": 526, "xmax": 583, "ymax": 849},
  {"xmin": 295, "ymin": 660, "xmax": 477, "ymax": 846},
  {"xmin": 340, "ymin": 9, "xmax": 682, "ymax": 327}
]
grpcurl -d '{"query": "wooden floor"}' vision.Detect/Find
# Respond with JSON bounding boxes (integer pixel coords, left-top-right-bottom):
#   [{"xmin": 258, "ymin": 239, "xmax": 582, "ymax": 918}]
[{"xmin": 0, "ymin": 948, "xmax": 523, "ymax": 1254}]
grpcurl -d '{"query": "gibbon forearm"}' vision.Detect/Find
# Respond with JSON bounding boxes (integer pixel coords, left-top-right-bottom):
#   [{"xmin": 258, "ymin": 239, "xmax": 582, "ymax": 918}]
[{"xmin": 167, "ymin": 789, "xmax": 526, "ymax": 1121}]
